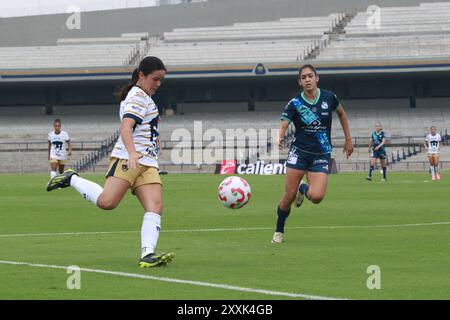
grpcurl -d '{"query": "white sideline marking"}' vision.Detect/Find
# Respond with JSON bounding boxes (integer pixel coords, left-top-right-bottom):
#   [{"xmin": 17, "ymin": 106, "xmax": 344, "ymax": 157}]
[
  {"xmin": 0, "ymin": 260, "xmax": 342, "ymax": 300},
  {"xmin": 0, "ymin": 221, "xmax": 449, "ymax": 238}
]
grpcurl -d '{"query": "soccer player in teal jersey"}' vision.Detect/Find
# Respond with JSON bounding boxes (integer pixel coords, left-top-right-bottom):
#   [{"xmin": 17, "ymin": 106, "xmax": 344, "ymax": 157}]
[
  {"xmin": 366, "ymin": 122, "xmax": 387, "ymax": 182},
  {"xmin": 272, "ymin": 64, "xmax": 353, "ymax": 244}
]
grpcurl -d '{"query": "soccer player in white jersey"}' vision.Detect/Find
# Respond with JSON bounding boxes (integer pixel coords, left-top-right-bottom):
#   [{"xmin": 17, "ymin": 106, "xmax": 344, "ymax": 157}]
[
  {"xmin": 424, "ymin": 126, "xmax": 442, "ymax": 180},
  {"xmin": 47, "ymin": 119, "xmax": 72, "ymax": 178},
  {"xmin": 46, "ymin": 57, "xmax": 173, "ymax": 267}
]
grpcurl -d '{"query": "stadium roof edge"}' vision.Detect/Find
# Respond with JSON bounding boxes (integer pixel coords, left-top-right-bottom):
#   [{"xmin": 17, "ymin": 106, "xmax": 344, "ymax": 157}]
[{"xmin": 2, "ymin": 59, "xmax": 450, "ymax": 82}]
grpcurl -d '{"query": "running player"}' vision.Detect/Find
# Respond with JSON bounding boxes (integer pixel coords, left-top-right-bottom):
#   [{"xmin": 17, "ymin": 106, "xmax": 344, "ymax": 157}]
[
  {"xmin": 272, "ymin": 64, "xmax": 353, "ymax": 244},
  {"xmin": 48, "ymin": 119, "xmax": 72, "ymax": 178},
  {"xmin": 366, "ymin": 122, "xmax": 387, "ymax": 182},
  {"xmin": 46, "ymin": 57, "xmax": 173, "ymax": 267},
  {"xmin": 424, "ymin": 126, "xmax": 441, "ymax": 180}
]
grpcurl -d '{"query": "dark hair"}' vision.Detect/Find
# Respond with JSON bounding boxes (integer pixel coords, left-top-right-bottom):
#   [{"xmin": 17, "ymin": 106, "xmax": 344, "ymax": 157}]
[
  {"xmin": 298, "ymin": 64, "xmax": 318, "ymax": 78},
  {"xmin": 53, "ymin": 118, "xmax": 61, "ymax": 124},
  {"xmin": 114, "ymin": 56, "xmax": 166, "ymax": 102}
]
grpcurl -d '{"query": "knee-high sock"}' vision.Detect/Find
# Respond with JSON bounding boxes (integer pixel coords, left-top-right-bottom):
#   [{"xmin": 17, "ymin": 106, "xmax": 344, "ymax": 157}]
[
  {"xmin": 70, "ymin": 175, "xmax": 103, "ymax": 206},
  {"xmin": 276, "ymin": 206, "xmax": 291, "ymax": 233},
  {"xmin": 369, "ymin": 166, "xmax": 374, "ymax": 177},
  {"xmin": 382, "ymin": 167, "xmax": 387, "ymax": 179},
  {"xmin": 141, "ymin": 212, "xmax": 161, "ymax": 258},
  {"xmin": 50, "ymin": 171, "xmax": 57, "ymax": 178}
]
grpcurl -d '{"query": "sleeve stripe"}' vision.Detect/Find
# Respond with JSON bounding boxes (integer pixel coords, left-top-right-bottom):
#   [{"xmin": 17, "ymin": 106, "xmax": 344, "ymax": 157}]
[
  {"xmin": 145, "ymin": 110, "xmax": 159, "ymax": 117},
  {"xmin": 123, "ymin": 113, "xmax": 143, "ymax": 124},
  {"xmin": 124, "ymin": 110, "xmax": 144, "ymax": 119},
  {"xmin": 125, "ymin": 101, "xmax": 147, "ymax": 109},
  {"xmin": 280, "ymin": 116, "xmax": 292, "ymax": 123}
]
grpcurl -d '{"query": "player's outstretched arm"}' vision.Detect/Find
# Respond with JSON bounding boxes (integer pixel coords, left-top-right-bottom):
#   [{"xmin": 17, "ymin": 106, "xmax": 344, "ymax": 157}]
[{"xmin": 336, "ymin": 105, "xmax": 353, "ymax": 158}]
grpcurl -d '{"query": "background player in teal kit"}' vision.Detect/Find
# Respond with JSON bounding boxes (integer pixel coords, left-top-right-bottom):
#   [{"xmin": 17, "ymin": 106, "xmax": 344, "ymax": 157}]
[
  {"xmin": 272, "ymin": 64, "xmax": 353, "ymax": 244},
  {"xmin": 366, "ymin": 122, "xmax": 387, "ymax": 181}
]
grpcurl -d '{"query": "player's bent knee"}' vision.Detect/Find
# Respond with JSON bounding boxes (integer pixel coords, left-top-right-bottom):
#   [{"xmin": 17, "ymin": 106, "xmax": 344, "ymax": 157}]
[
  {"xmin": 97, "ymin": 197, "xmax": 119, "ymax": 210},
  {"xmin": 309, "ymin": 193, "xmax": 325, "ymax": 204}
]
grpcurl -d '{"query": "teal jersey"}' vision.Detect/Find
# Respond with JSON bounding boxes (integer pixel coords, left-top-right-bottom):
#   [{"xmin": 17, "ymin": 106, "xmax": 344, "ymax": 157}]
[
  {"xmin": 371, "ymin": 131, "xmax": 385, "ymax": 152},
  {"xmin": 280, "ymin": 88, "xmax": 340, "ymax": 154}
]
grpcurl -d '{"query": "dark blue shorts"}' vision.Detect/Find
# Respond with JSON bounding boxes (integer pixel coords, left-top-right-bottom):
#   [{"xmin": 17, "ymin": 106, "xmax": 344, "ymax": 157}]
[
  {"xmin": 372, "ymin": 149, "xmax": 386, "ymax": 160},
  {"xmin": 285, "ymin": 146, "xmax": 330, "ymax": 174}
]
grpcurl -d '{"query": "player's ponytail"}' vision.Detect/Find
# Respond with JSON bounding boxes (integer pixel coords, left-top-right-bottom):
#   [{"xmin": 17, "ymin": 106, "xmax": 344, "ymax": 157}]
[{"xmin": 114, "ymin": 56, "xmax": 166, "ymax": 102}]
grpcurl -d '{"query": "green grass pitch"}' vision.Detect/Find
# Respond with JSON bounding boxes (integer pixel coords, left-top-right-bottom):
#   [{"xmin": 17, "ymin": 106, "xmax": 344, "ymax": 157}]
[{"xmin": 0, "ymin": 172, "xmax": 449, "ymax": 299}]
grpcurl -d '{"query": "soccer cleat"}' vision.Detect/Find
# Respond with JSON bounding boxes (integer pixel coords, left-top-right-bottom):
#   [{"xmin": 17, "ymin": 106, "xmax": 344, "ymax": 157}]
[
  {"xmin": 46, "ymin": 169, "xmax": 78, "ymax": 192},
  {"xmin": 138, "ymin": 252, "xmax": 174, "ymax": 268},
  {"xmin": 294, "ymin": 180, "xmax": 307, "ymax": 208},
  {"xmin": 271, "ymin": 232, "xmax": 284, "ymax": 244},
  {"xmin": 365, "ymin": 176, "xmax": 372, "ymax": 181},
  {"xmin": 381, "ymin": 178, "xmax": 386, "ymax": 182},
  {"xmin": 432, "ymin": 175, "xmax": 436, "ymax": 181},
  {"xmin": 436, "ymin": 173, "xmax": 441, "ymax": 180}
]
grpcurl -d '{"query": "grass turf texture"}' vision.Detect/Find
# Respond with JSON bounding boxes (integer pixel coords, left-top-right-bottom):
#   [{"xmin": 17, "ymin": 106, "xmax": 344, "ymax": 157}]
[{"xmin": 0, "ymin": 172, "xmax": 449, "ymax": 299}]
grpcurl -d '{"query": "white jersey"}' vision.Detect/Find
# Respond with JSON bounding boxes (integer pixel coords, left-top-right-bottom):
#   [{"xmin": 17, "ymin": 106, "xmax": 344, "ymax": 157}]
[
  {"xmin": 426, "ymin": 133, "xmax": 441, "ymax": 154},
  {"xmin": 48, "ymin": 130, "xmax": 70, "ymax": 160},
  {"xmin": 111, "ymin": 86, "xmax": 160, "ymax": 168}
]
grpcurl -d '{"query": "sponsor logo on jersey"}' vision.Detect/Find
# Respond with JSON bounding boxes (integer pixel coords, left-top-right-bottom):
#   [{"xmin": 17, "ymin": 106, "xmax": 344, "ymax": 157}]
[
  {"xmin": 313, "ymin": 159, "xmax": 329, "ymax": 165},
  {"xmin": 132, "ymin": 105, "xmax": 144, "ymax": 112},
  {"xmin": 321, "ymin": 102, "xmax": 329, "ymax": 110}
]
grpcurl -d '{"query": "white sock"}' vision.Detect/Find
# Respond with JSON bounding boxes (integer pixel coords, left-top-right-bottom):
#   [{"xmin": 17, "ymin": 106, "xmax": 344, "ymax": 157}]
[
  {"xmin": 430, "ymin": 166, "xmax": 435, "ymax": 176},
  {"xmin": 70, "ymin": 175, "xmax": 103, "ymax": 206},
  {"xmin": 141, "ymin": 212, "xmax": 161, "ymax": 258},
  {"xmin": 50, "ymin": 171, "xmax": 57, "ymax": 178}
]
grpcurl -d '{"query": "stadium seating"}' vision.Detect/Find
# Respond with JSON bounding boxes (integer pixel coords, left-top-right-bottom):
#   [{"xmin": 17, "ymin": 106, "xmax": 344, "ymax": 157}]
[
  {"xmin": 148, "ymin": 14, "xmax": 342, "ymax": 65},
  {"xmin": 316, "ymin": 2, "xmax": 450, "ymax": 61},
  {"xmin": 0, "ymin": 36, "xmax": 144, "ymax": 69}
]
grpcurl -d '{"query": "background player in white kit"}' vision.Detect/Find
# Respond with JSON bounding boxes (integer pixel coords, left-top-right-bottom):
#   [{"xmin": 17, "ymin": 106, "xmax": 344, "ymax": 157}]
[
  {"xmin": 424, "ymin": 126, "xmax": 441, "ymax": 180},
  {"xmin": 48, "ymin": 118, "xmax": 72, "ymax": 178},
  {"xmin": 46, "ymin": 57, "xmax": 173, "ymax": 268}
]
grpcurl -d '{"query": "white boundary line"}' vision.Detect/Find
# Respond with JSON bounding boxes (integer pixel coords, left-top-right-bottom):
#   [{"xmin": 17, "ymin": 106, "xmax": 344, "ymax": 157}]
[
  {"xmin": 0, "ymin": 221, "xmax": 449, "ymax": 238},
  {"xmin": 0, "ymin": 260, "xmax": 342, "ymax": 300}
]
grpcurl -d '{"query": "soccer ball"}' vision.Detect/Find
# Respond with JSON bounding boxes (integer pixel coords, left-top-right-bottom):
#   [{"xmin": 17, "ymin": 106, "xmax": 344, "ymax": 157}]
[{"xmin": 217, "ymin": 176, "xmax": 252, "ymax": 209}]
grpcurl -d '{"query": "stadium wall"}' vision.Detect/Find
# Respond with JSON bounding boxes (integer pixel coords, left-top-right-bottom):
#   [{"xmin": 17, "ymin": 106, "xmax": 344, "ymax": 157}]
[
  {"xmin": 0, "ymin": 0, "xmax": 446, "ymax": 46},
  {"xmin": 2, "ymin": 72, "xmax": 450, "ymax": 114}
]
